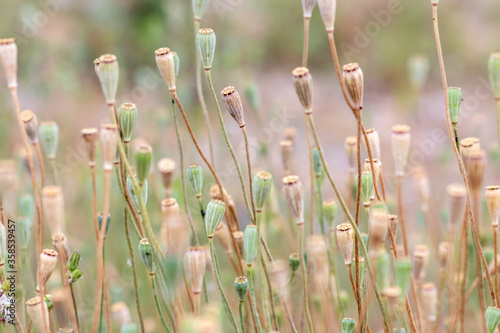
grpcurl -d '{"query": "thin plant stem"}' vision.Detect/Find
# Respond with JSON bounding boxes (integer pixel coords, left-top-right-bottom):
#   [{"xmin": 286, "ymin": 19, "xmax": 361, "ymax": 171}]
[
  {"xmin": 208, "ymin": 238, "xmax": 241, "ymax": 332},
  {"xmin": 48, "ymin": 158, "xmax": 58, "ymax": 185},
  {"xmin": 90, "ymin": 165, "xmax": 99, "ymax": 239},
  {"xmin": 473, "ymin": 196, "xmax": 487, "ymax": 332},
  {"xmin": 241, "ymin": 126, "xmax": 256, "ymax": 221},
  {"xmin": 432, "ymin": 2, "xmax": 497, "ymax": 307},
  {"xmin": 304, "ymin": 114, "xmax": 315, "ymax": 235},
  {"xmin": 436, "ymin": 268, "xmax": 445, "ymax": 333},
  {"xmin": 354, "ymin": 115, "xmax": 362, "ymax": 323},
  {"xmin": 33, "ymin": 142, "xmax": 45, "ymax": 189},
  {"xmin": 239, "ymin": 301, "xmax": 246, "ymax": 333},
  {"xmin": 302, "ymin": 17, "xmax": 310, "ymax": 67},
  {"xmin": 298, "ymin": 224, "xmax": 314, "ymax": 332},
  {"xmin": 171, "ymin": 98, "xmax": 199, "ymax": 246},
  {"xmin": 397, "ymin": 177, "xmax": 410, "ymax": 257},
  {"xmin": 247, "ymin": 265, "xmax": 263, "ymax": 333},
  {"xmin": 496, "ymin": 98, "xmax": 500, "ymax": 148},
  {"xmin": 151, "ymin": 274, "xmax": 173, "ymax": 333},
  {"xmin": 194, "ymin": 19, "xmax": 215, "ymax": 166},
  {"xmin": 409, "ymin": 277, "xmax": 423, "ymax": 332},
  {"xmin": 495, "ymin": 226, "xmax": 499, "ymax": 305}
]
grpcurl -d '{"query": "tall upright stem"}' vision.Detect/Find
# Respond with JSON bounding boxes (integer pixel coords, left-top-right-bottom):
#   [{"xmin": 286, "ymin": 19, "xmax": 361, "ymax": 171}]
[
  {"xmin": 33, "ymin": 143, "xmax": 45, "ymax": 189},
  {"xmin": 496, "ymin": 99, "xmax": 500, "ymax": 148},
  {"xmin": 302, "ymin": 17, "xmax": 311, "ymax": 67},
  {"xmin": 151, "ymin": 274, "xmax": 173, "ymax": 333},
  {"xmin": 298, "ymin": 224, "xmax": 314, "ymax": 332}
]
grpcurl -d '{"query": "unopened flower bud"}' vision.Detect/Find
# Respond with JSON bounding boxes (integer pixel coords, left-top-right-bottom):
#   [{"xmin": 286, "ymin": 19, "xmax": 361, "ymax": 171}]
[
  {"xmin": 196, "ymin": 28, "xmax": 216, "ymax": 70},
  {"xmin": 95, "ymin": 54, "xmax": 119, "ymax": 105},
  {"xmin": 292, "ymin": 67, "xmax": 313, "ymax": 113},
  {"xmin": 221, "ymin": 86, "xmax": 245, "ymax": 128},
  {"xmin": 67, "ymin": 268, "xmax": 83, "ymax": 284},
  {"xmin": 67, "ymin": 251, "xmax": 81, "ymax": 272}
]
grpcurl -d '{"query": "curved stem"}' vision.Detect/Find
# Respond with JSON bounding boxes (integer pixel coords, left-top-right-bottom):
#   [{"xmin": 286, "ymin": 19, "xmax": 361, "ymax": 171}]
[{"xmin": 151, "ymin": 274, "xmax": 173, "ymax": 333}]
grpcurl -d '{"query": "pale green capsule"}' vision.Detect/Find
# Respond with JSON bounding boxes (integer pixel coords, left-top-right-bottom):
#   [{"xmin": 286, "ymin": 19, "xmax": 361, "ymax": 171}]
[
  {"xmin": 118, "ymin": 103, "xmax": 137, "ymax": 143},
  {"xmin": 192, "ymin": 0, "xmax": 210, "ymax": 20},
  {"xmin": 187, "ymin": 164, "xmax": 203, "ymax": 198},
  {"xmin": 448, "ymin": 87, "xmax": 462, "ymax": 124},
  {"xmin": 488, "ymin": 53, "xmax": 500, "ymax": 99},
  {"xmin": 95, "ymin": 54, "xmax": 119, "ymax": 105},
  {"xmin": 243, "ymin": 225, "xmax": 258, "ymax": 265},
  {"xmin": 342, "ymin": 317, "xmax": 355, "ymax": 333},
  {"xmin": 486, "ymin": 306, "xmax": 500, "ymax": 333},
  {"xmin": 39, "ymin": 122, "xmax": 59, "ymax": 159},
  {"xmin": 205, "ymin": 199, "xmax": 225, "ymax": 238},
  {"xmin": 252, "ymin": 171, "xmax": 273, "ymax": 212},
  {"xmin": 196, "ymin": 28, "xmax": 216, "ymax": 70}
]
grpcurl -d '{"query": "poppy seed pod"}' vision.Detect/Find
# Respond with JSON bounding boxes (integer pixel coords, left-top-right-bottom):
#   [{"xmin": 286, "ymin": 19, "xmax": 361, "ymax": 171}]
[
  {"xmin": 234, "ymin": 276, "xmax": 249, "ymax": 302},
  {"xmin": 233, "ymin": 231, "xmax": 244, "ymax": 256},
  {"xmin": 221, "ymin": 86, "xmax": 245, "ymax": 128},
  {"xmin": 0, "ymin": 38, "xmax": 17, "ymax": 89},
  {"xmin": 52, "ymin": 233, "xmax": 69, "ymax": 264},
  {"xmin": 488, "ymin": 53, "xmax": 500, "ymax": 99},
  {"xmin": 134, "ymin": 144, "xmax": 152, "ymax": 186},
  {"xmin": 486, "ymin": 306, "xmax": 500, "ymax": 333},
  {"xmin": 360, "ymin": 171, "xmax": 373, "ymax": 208},
  {"xmin": 344, "ymin": 136, "xmax": 357, "ymax": 173},
  {"xmin": 187, "ymin": 164, "xmax": 203, "ymax": 198},
  {"xmin": 39, "ymin": 122, "xmax": 59, "ymax": 160},
  {"xmin": 438, "ymin": 242, "xmax": 452, "ymax": 270},
  {"xmin": 21, "ymin": 110, "xmax": 39, "ymax": 144},
  {"xmin": 448, "ymin": 87, "xmax": 462, "ymax": 124},
  {"xmin": 408, "ymin": 55, "xmax": 429, "ymax": 90},
  {"xmin": 323, "ymin": 200, "xmax": 337, "ymax": 227},
  {"xmin": 336, "ymin": 223, "xmax": 354, "ymax": 265},
  {"xmin": 95, "ymin": 54, "xmax": 119, "ymax": 105},
  {"xmin": 467, "ymin": 149, "xmax": 486, "ymax": 199},
  {"xmin": 412, "ymin": 167, "xmax": 431, "ymax": 212},
  {"xmin": 81, "ymin": 128, "xmax": 99, "ymax": 166},
  {"xmin": 447, "ymin": 183, "xmax": 466, "ymax": 229},
  {"xmin": 100, "ymin": 124, "xmax": 119, "ymax": 171},
  {"xmin": 157, "ymin": 158, "xmax": 176, "ymax": 197},
  {"xmin": 184, "ymin": 247, "xmax": 206, "ymax": 295},
  {"xmin": 138, "ymin": 238, "xmax": 155, "ymax": 275},
  {"xmin": 421, "ymin": 283, "xmax": 437, "ymax": 323},
  {"xmin": 317, "ymin": 0, "xmax": 336, "ymax": 32},
  {"xmin": 111, "ymin": 302, "xmax": 132, "ymax": 326},
  {"xmin": 171, "ymin": 51, "xmax": 180, "ymax": 77},
  {"xmin": 214, "ymin": 222, "xmax": 232, "ymax": 254},
  {"xmin": 118, "ymin": 103, "xmax": 137, "ymax": 143},
  {"xmin": 282, "ymin": 175, "xmax": 304, "ymax": 225},
  {"xmin": 394, "ymin": 257, "xmax": 412, "ymax": 300},
  {"xmin": 244, "ymin": 225, "xmax": 258, "ymax": 266},
  {"xmin": 42, "ymin": 186, "xmax": 64, "ymax": 236},
  {"xmin": 365, "ymin": 128, "xmax": 381, "ymax": 160},
  {"xmin": 37, "ymin": 249, "xmax": 59, "ymax": 292},
  {"xmin": 342, "ymin": 63, "xmax": 364, "ymax": 110},
  {"xmin": 391, "ymin": 125, "xmax": 411, "ymax": 177},
  {"xmin": 413, "ymin": 245, "xmax": 429, "ymax": 282},
  {"xmin": 302, "ymin": 0, "xmax": 317, "ymax": 18},
  {"xmin": 155, "ymin": 48, "xmax": 176, "ymax": 92},
  {"xmin": 486, "ymin": 185, "xmax": 500, "ymax": 227},
  {"xmin": 289, "ymin": 252, "xmax": 300, "ymax": 273},
  {"xmin": 280, "ymin": 140, "xmax": 294, "ymax": 175},
  {"xmin": 196, "ymin": 28, "xmax": 216, "ymax": 70},
  {"xmin": 369, "ymin": 204, "xmax": 389, "ymax": 251},
  {"xmin": 205, "ymin": 199, "xmax": 226, "ymax": 238},
  {"xmin": 253, "ymin": 171, "xmax": 273, "ymax": 213},
  {"xmin": 342, "ymin": 317, "xmax": 356, "ymax": 333},
  {"xmin": 192, "ymin": 0, "xmax": 210, "ymax": 20},
  {"xmin": 292, "ymin": 67, "xmax": 313, "ymax": 114},
  {"xmin": 26, "ymin": 296, "xmax": 49, "ymax": 333}
]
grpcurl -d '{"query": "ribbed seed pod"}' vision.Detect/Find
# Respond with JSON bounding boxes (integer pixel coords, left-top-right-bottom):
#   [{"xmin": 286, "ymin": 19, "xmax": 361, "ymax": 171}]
[
  {"xmin": 37, "ymin": 249, "xmax": 58, "ymax": 292},
  {"xmin": 214, "ymin": 222, "xmax": 232, "ymax": 254},
  {"xmin": 391, "ymin": 125, "xmax": 411, "ymax": 177},
  {"xmin": 292, "ymin": 67, "xmax": 313, "ymax": 113},
  {"xmin": 21, "ymin": 110, "xmax": 39, "ymax": 144},
  {"xmin": 289, "ymin": 252, "xmax": 300, "ymax": 273},
  {"xmin": 342, "ymin": 317, "xmax": 356, "ymax": 333},
  {"xmin": 39, "ymin": 122, "xmax": 59, "ymax": 160},
  {"xmin": 134, "ymin": 144, "xmax": 152, "ymax": 187},
  {"xmin": 317, "ymin": 0, "xmax": 336, "ymax": 32},
  {"xmin": 467, "ymin": 149, "xmax": 486, "ymax": 199},
  {"xmin": 282, "ymin": 175, "xmax": 304, "ymax": 225},
  {"xmin": 209, "ymin": 184, "xmax": 228, "ymax": 201},
  {"xmin": 486, "ymin": 306, "xmax": 500, "ymax": 333},
  {"xmin": 196, "ymin": 28, "xmax": 216, "ymax": 70},
  {"xmin": 344, "ymin": 136, "xmax": 357, "ymax": 173},
  {"xmin": 394, "ymin": 257, "xmax": 412, "ymax": 300},
  {"xmin": 302, "ymin": 0, "xmax": 317, "ymax": 18},
  {"xmin": 488, "ymin": 53, "xmax": 500, "ymax": 99},
  {"xmin": 100, "ymin": 124, "xmax": 119, "ymax": 171},
  {"xmin": 365, "ymin": 128, "xmax": 381, "ymax": 160},
  {"xmin": 111, "ymin": 302, "xmax": 132, "ymax": 326},
  {"xmin": 408, "ymin": 55, "xmax": 429, "ymax": 90},
  {"xmin": 26, "ymin": 296, "xmax": 49, "ymax": 333},
  {"xmin": 342, "ymin": 63, "xmax": 364, "ymax": 110},
  {"xmin": 384, "ymin": 286, "xmax": 402, "ymax": 310},
  {"xmin": 448, "ymin": 87, "xmax": 462, "ymax": 124},
  {"xmin": 323, "ymin": 200, "xmax": 337, "ymax": 228},
  {"xmin": 138, "ymin": 238, "xmax": 155, "ymax": 274},
  {"xmin": 172, "ymin": 51, "xmax": 180, "ymax": 77},
  {"xmin": 244, "ymin": 225, "xmax": 258, "ymax": 266},
  {"xmin": 205, "ymin": 200, "xmax": 226, "ymax": 238},
  {"xmin": 52, "ymin": 234, "xmax": 69, "ymax": 265},
  {"xmin": 253, "ymin": 171, "xmax": 273, "ymax": 212},
  {"xmin": 221, "ymin": 86, "xmax": 245, "ymax": 128},
  {"xmin": 157, "ymin": 158, "xmax": 176, "ymax": 197},
  {"xmin": 460, "ymin": 137, "xmax": 480, "ymax": 166},
  {"xmin": 360, "ymin": 171, "xmax": 373, "ymax": 208},
  {"xmin": 421, "ymin": 283, "xmax": 437, "ymax": 323},
  {"xmin": 192, "ymin": 0, "xmax": 211, "ymax": 20},
  {"xmin": 336, "ymin": 223, "xmax": 354, "ymax": 265},
  {"xmin": 438, "ymin": 242, "xmax": 452, "ymax": 270},
  {"xmin": 389, "ymin": 214, "xmax": 399, "ymax": 235},
  {"xmin": 155, "ymin": 48, "xmax": 176, "ymax": 92},
  {"xmin": 369, "ymin": 204, "xmax": 388, "ymax": 251},
  {"xmin": 412, "ymin": 167, "xmax": 431, "ymax": 212},
  {"xmin": 280, "ymin": 140, "xmax": 294, "ymax": 175},
  {"xmin": 95, "ymin": 54, "xmax": 119, "ymax": 105},
  {"xmin": 81, "ymin": 128, "xmax": 99, "ymax": 166},
  {"xmin": 0, "ymin": 38, "xmax": 17, "ymax": 89},
  {"xmin": 118, "ymin": 103, "xmax": 137, "ymax": 143},
  {"xmin": 486, "ymin": 185, "xmax": 500, "ymax": 227},
  {"xmin": 187, "ymin": 164, "xmax": 203, "ymax": 198},
  {"xmin": 42, "ymin": 186, "xmax": 64, "ymax": 236},
  {"xmin": 447, "ymin": 183, "xmax": 466, "ymax": 230},
  {"xmin": 233, "ymin": 231, "xmax": 244, "ymax": 256},
  {"xmin": 413, "ymin": 245, "xmax": 429, "ymax": 282},
  {"xmin": 234, "ymin": 276, "xmax": 249, "ymax": 302},
  {"xmin": 184, "ymin": 247, "xmax": 206, "ymax": 295}
]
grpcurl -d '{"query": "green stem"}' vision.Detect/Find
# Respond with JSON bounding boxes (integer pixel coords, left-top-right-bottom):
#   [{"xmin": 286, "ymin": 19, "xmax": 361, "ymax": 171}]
[
  {"xmin": 453, "ymin": 123, "xmax": 460, "ymax": 153},
  {"xmin": 99, "ymin": 244, "xmax": 105, "ymax": 332},
  {"xmin": 496, "ymin": 99, "xmax": 500, "ymax": 149},
  {"xmin": 239, "ymin": 301, "xmax": 246, "ymax": 333},
  {"xmin": 306, "ymin": 113, "xmax": 390, "ymax": 332},
  {"xmin": 247, "ymin": 265, "xmax": 263, "ymax": 333},
  {"xmin": 151, "ymin": 274, "xmax": 173, "ymax": 333},
  {"xmin": 48, "ymin": 158, "xmax": 59, "ymax": 185},
  {"xmin": 208, "ymin": 238, "xmax": 241, "ymax": 332},
  {"xmin": 242, "ymin": 127, "xmax": 256, "ymax": 220},
  {"xmin": 204, "ymin": 69, "xmax": 255, "ymax": 224},
  {"xmin": 298, "ymin": 224, "xmax": 314, "ymax": 332}
]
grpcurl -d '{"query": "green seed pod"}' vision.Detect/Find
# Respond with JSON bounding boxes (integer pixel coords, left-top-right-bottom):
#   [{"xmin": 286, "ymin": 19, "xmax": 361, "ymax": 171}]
[
  {"xmin": 172, "ymin": 51, "xmax": 180, "ymax": 77},
  {"xmin": 323, "ymin": 200, "xmax": 337, "ymax": 228},
  {"xmin": 97, "ymin": 212, "xmax": 111, "ymax": 237},
  {"xmin": 39, "ymin": 122, "xmax": 59, "ymax": 160},
  {"xmin": 393, "ymin": 328, "xmax": 406, "ymax": 333},
  {"xmin": 196, "ymin": 28, "xmax": 216, "ymax": 70},
  {"xmin": 67, "ymin": 268, "xmax": 83, "ymax": 284},
  {"xmin": 244, "ymin": 225, "xmax": 258, "ymax": 266},
  {"xmin": 408, "ymin": 55, "xmax": 429, "ymax": 90},
  {"xmin": 486, "ymin": 306, "xmax": 500, "ymax": 333},
  {"xmin": 244, "ymin": 84, "xmax": 260, "ymax": 111},
  {"xmin": 312, "ymin": 148, "xmax": 324, "ymax": 183},
  {"xmin": 192, "ymin": 0, "xmax": 210, "ymax": 20},
  {"xmin": 1, "ymin": 281, "xmax": 10, "ymax": 292},
  {"xmin": 234, "ymin": 276, "xmax": 249, "ymax": 301},
  {"xmin": 205, "ymin": 199, "xmax": 226, "ymax": 238},
  {"xmin": 376, "ymin": 250, "xmax": 390, "ymax": 290},
  {"xmin": 120, "ymin": 324, "xmax": 138, "ymax": 333},
  {"xmin": 360, "ymin": 171, "xmax": 373, "ymax": 208},
  {"xmin": 95, "ymin": 54, "xmax": 119, "ymax": 105},
  {"xmin": 339, "ymin": 290, "xmax": 349, "ymax": 312},
  {"xmin": 67, "ymin": 251, "xmax": 81, "ymax": 272},
  {"xmin": 139, "ymin": 238, "xmax": 155, "ymax": 274},
  {"xmin": 448, "ymin": 87, "xmax": 462, "ymax": 124},
  {"xmin": 135, "ymin": 144, "xmax": 152, "ymax": 186},
  {"xmin": 395, "ymin": 257, "xmax": 412, "ymax": 300},
  {"xmin": 289, "ymin": 252, "xmax": 300, "ymax": 273},
  {"xmin": 187, "ymin": 164, "xmax": 203, "ymax": 198},
  {"xmin": 44, "ymin": 294, "xmax": 54, "ymax": 311},
  {"xmin": 488, "ymin": 53, "xmax": 500, "ymax": 99},
  {"xmin": 342, "ymin": 317, "xmax": 356, "ymax": 333},
  {"xmin": 17, "ymin": 216, "xmax": 30, "ymax": 249},
  {"xmin": 127, "ymin": 175, "xmax": 148, "ymax": 212},
  {"xmin": 252, "ymin": 171, "xmax": 273, "ymax": 213},
  {"xmin": 58, "ymin": 328, "xmax": 74, "ymax": 333},
  {"xmin": 118, "ymin": 103, "xmax": 137, "ymax": 143},
  {"xmin": 19, "ymin": 194, "xmax": 34, "ymax": 222}
]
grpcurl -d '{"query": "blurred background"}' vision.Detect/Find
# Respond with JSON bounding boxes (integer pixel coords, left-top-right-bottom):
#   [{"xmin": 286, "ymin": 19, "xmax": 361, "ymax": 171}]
[{"xmin": 1, "ymin": 0, "xmax": 500, "ymax": 330}]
